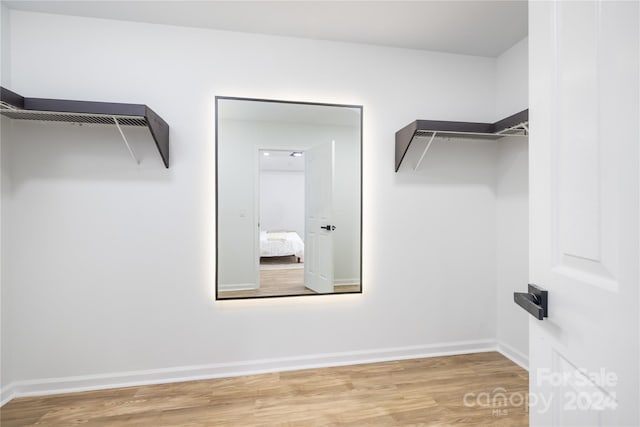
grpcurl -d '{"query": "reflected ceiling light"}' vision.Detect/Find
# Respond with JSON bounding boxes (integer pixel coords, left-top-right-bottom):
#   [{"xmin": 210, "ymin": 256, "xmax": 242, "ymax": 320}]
[{"xmin": 263, "ymin": 152, "xmax": 270, "ymax": 156}]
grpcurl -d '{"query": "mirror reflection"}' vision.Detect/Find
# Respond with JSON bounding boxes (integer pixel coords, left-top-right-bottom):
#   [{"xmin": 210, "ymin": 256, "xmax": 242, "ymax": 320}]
[{"xmin": 216, "ymin": 97, "xmax": 362, "ymax": 299}]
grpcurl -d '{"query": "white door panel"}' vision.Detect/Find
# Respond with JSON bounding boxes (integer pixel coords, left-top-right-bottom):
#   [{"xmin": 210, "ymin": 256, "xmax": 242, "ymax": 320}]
[
  {"xmin": 305, "ymin": 141, "xmax": 335, "ymax": 293},
  {"xmin": 529, "ymin": 1, "xmax": 639, "ymax": 425}
]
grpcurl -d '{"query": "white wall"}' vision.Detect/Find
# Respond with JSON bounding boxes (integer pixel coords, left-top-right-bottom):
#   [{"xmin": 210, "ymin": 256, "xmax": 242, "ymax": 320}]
[
  {"xmin": 495, "ymin": 38, "xmax": 529, "ymax": 366},
  {"xmin": 495, "ymin": 38, "xmax": 528, "ymax": 119},
  {"xmin": 0, "ymin": 1, "xmax": 11, "ymax": 392},
  {"xmin": 260, "ymin": 171, "xmax": 305, "ymax": 239},
  {"xmin": 332, "ymin": 125, "xmax": 361, "ymax": 283},
  {"xmin": 0, "ymin": 2, "xmax": 9, "ymax": 86},
  {"xmin": 2, "ymin": 9, "xmax": 510, "ymax": 398},
  {"xmin": 495, "ymin": 140, "xmax": 529, "ymax": 364},
  {"xmin": 0, "ymin": 117, "xmax": 8, "ymax": 391}
]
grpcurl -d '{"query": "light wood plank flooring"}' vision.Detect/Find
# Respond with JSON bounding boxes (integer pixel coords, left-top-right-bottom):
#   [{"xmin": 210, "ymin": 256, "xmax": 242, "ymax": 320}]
[
  {"xmin": 1, "ymin": 352, "xmax": 528, "ymax": 426},
  {"xmin": 219, "ymin": 259, "xmax": 360, "ymax": 299}
]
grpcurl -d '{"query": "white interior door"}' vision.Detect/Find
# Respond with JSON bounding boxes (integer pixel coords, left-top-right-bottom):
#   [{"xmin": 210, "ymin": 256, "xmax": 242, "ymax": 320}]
[
  {"xmin": 305, "ymin": 141, "xmax": 335, "ymax": 294},
  {"xmin": 529, "ymin": 1, "xmax": 639, "ymax": 425}
]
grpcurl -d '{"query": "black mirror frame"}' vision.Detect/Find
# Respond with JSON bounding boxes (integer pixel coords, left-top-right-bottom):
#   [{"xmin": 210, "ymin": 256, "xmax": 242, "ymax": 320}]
[{"xmin": 214, "ymin": 96, "xmax": 363, "ymax": 300}]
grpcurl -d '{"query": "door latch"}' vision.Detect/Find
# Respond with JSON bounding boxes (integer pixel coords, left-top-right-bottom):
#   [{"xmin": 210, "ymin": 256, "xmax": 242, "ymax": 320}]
[
  {"xmin": 514, "ymin": 284, "xmax": 548, "ymax": 320},
  {"xmin": 320, "ymin": 225, "xmax": 336, "ymax": 231}
]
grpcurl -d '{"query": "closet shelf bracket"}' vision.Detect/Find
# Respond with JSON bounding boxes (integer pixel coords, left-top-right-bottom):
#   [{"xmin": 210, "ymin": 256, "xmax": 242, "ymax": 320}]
[
  {"xmin": 414, "ymin": 131, "xmax": 437, "ymax": 171},
  {"xmin": 113, "ymin": 116, "xmax": 139, "ymax": 165},
  {"xmin": 495, "ymin": 121, "xmax": 529, "ymax": 136}
]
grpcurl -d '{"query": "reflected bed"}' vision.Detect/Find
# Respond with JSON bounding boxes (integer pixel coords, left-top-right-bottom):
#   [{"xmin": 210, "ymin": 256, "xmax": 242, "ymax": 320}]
[{"xmin": 260, "ymin": 231, "xmax": 304, "ymax": 262}]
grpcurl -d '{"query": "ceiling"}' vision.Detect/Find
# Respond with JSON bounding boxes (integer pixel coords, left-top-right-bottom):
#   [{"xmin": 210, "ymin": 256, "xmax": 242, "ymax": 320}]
[
  {"xmin": 2, "ymin": 1, "xmax": 528, "ymax": 57},
  {"xmin": 260, "ymin": 150, "xmax": 305, "ymax": 172},
  {"xmin": 218, "ymin": 98, "xmax": 361, "ymax": 127}
]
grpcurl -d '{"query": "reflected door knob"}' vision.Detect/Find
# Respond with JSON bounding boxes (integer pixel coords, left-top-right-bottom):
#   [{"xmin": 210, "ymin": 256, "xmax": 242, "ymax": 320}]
[{"xmin": 320, "ymin": 225, "xmax": 336, "ymax": 231}]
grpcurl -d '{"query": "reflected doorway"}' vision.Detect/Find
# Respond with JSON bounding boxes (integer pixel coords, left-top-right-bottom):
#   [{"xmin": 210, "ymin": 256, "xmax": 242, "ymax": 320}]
[{"xmin": 259, "ymin": 149, "xmax": 307, "ymax": 295}]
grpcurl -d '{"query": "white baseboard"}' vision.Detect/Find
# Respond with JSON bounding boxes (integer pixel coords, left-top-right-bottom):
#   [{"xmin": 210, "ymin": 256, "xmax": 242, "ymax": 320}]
[
  {"xmin": 0, "ymin": 338, "xmax": 496, "ymax": 406},
  {"xmin": 496, "ymin": 340, "xmax": 529, "ymax": 371},
  {"xmin": 218, "ymin": 282, "xmax": 258, "ymax": 292},
  {"xmin": 334, "ymin": 279, "xmax": 360, "ymax": 286},
  {"xmin": 0, "ymin": 387, "xmax": 15, "ymax": 408}
]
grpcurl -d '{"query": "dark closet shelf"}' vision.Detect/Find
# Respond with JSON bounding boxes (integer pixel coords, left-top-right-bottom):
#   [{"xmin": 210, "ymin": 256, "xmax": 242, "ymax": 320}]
[
  {"xmin": 0, "ymin": 86, "xmax": 169, "ymax": 168},
  {"xmin": 395, "ymin": 109, "xmax": 528, "ymax": 172}
]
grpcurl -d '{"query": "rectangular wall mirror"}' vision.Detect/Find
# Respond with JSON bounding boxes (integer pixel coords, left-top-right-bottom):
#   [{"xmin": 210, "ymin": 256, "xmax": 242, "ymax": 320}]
[{"xmin": 216, "ymin": 96, "xmax": 362, "ymax": 300}]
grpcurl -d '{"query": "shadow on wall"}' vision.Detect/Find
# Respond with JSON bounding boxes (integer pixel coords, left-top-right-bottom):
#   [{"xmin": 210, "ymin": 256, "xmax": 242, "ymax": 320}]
[
  {"xmin": 394, "ymin": 138, "xmax": 502, "ymax": 187},
  {"xmin": 496, "ymin": 136, "xmax": 529, "ymax": 198},
  {"xmin": 2, "ymin": 119, "xmax": 171, "ymax": 192}
]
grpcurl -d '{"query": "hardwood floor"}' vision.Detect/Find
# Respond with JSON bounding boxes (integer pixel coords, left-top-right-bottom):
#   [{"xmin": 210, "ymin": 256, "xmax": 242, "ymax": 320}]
[
  {"xmin": 1, "ymin": 352, "xmax": 528, "ymax": 426},
  {"xmin": 219, "ymin": 259, "xmax": 361, "ymax": 299}
]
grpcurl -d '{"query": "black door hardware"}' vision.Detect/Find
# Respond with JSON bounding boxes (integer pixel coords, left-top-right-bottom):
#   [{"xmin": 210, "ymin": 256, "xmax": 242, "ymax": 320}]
[
  {"xmin": 514, "ymin": 284, "xmax": 548, "ymax": 320},
  {"xmin": 320, "ymin": 225, "xmax": 336, "ymax": 231}
]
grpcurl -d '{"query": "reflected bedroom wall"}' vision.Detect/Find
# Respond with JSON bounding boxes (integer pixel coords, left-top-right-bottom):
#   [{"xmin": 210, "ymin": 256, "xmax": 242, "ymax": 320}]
[{"xmin": 218, "ymin": 118, "xmax": 360, "ymax": 290}]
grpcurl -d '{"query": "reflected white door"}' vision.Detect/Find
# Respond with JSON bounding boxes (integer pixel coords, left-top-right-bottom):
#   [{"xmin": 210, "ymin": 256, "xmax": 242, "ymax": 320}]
[
  {"xmin": 305, "ymin": 141, "xmax": 335, "ymax": 293},
  {"xmin": 529, "ymin": 1, "xmax": 639, "ymax": 425}
]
